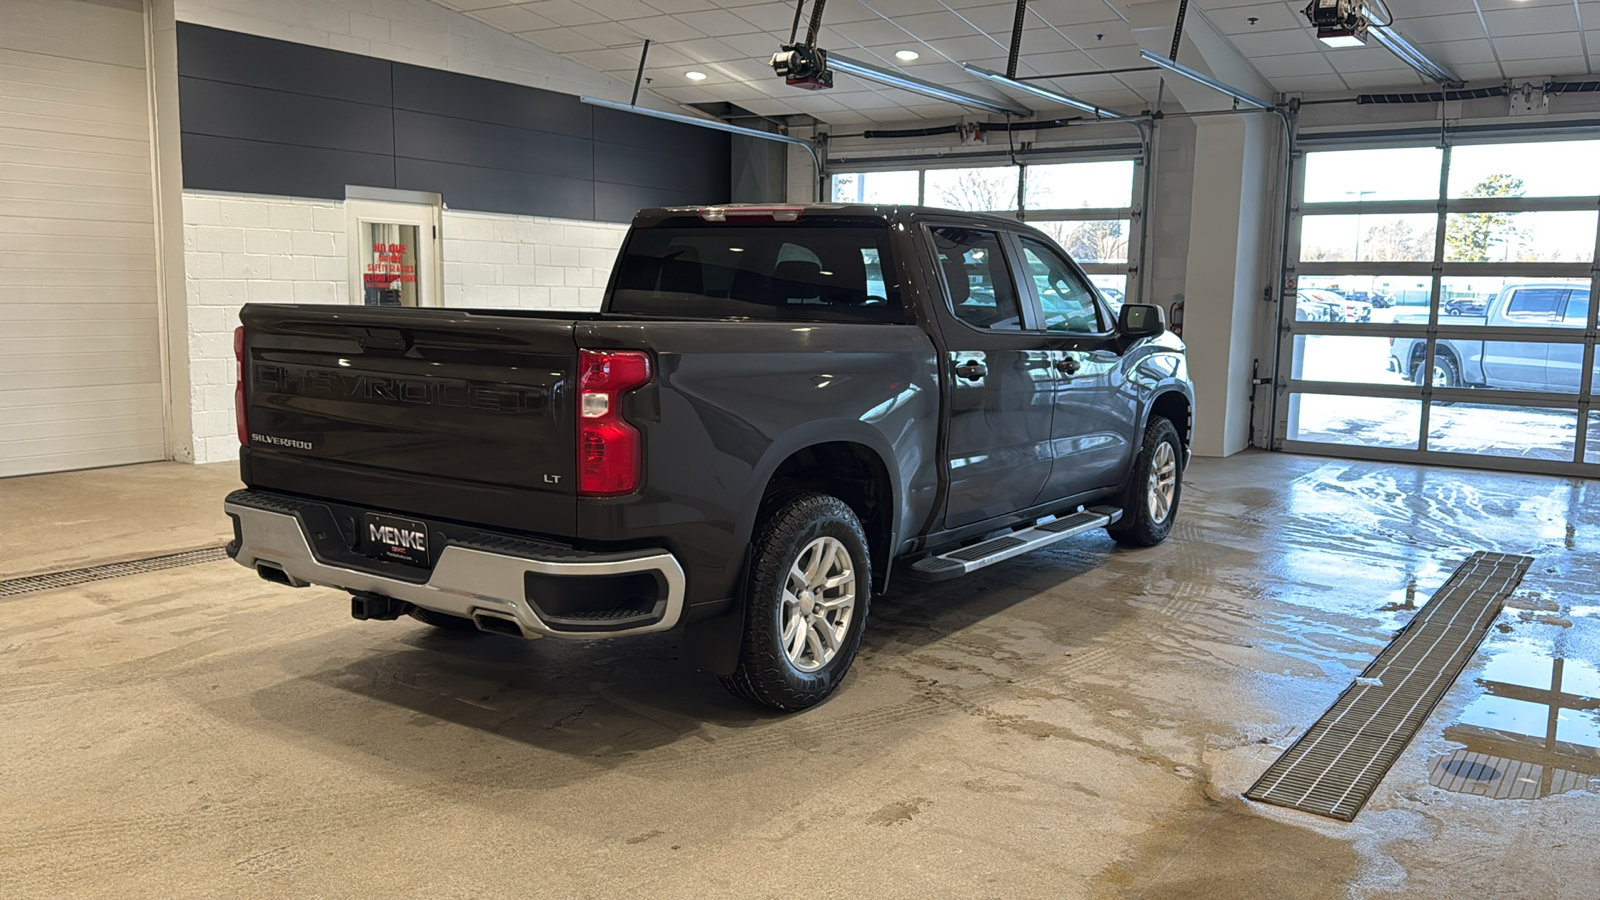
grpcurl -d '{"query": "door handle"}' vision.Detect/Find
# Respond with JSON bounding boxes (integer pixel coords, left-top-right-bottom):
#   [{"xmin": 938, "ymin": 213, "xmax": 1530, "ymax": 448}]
[
  {"xmin": 954, "ymin": 360, "xmax": 988, "ymax": 380},
  {"xmin": 1055, "ymin": 356, "xmax": 1080, "ymax": 376}
]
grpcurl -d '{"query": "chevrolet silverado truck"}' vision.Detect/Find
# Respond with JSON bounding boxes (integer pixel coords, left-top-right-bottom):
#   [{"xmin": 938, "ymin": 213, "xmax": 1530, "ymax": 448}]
[
  {"xmin": 225, "ymin": 203, "xmax": 1193, "ymax": 710},
  {"xmin": 1390, "ymin": 282, "xmax": 1592, "ymax": 390}
]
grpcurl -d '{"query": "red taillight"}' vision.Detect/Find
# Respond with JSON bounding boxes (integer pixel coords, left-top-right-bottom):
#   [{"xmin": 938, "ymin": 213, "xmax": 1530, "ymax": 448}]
[
  {"xmin": 577, "ymin": 350, "xmax": 651, "ymax": 496},
  {"xmin": 234, "ymin": 325, "xmax": 248, "ymax": 446}
]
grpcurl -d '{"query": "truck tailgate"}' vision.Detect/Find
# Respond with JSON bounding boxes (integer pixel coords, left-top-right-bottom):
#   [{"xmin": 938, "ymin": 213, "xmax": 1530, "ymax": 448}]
[{"xmin": 239, "ymin": 305, "xmax": 582, "ymax": 536}]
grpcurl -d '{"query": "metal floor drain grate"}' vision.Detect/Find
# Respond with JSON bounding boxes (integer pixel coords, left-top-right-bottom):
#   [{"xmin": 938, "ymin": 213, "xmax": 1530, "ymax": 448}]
[
  {"xmin": 1245, "ymin": 551, "xmax": 1533, "ymax": 821},
  {"xmin": 0, "ymin": 546, "xmax": 230, "ymax": 598}
]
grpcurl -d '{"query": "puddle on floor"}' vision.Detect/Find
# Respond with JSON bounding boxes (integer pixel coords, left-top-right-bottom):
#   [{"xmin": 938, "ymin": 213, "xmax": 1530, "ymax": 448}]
[{"xmin": 1428, "ymin": 642, "xmax": 1600, "ymax": 800}]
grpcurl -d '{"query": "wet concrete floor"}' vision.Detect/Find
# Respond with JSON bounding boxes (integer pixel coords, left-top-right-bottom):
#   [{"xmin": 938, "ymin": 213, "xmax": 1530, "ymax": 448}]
[{"xmin": 1, "ymin": 451, "xmax": 1597, "ymax": 898}]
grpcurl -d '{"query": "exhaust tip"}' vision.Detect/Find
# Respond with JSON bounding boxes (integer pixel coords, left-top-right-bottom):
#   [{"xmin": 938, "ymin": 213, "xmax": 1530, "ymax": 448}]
[
  {"xmin": 472, "ymin": 612, "xmax": 528, "ymax": 638},
  {"xmin": 256, "ymin": 562, "xmax": 307, "ymax": 587}
]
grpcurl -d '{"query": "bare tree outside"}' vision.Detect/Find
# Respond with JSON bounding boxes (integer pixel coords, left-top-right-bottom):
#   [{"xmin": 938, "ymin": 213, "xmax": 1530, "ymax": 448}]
[
  {"xmin": 925, "ymin": 167, "xmax": 1018, "ymax": 212},
  {"xmin": 1038, "ymin": 220, "xmax": 1129, "ymax": 264}
]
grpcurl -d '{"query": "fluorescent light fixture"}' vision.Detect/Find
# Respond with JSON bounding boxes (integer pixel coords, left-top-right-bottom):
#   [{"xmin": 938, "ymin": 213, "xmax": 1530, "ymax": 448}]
[
  {"xmin": 961, "ymin": 63, "xmax": 1124, "ymax": 118},
  {"xmin": 828, "ymin": 53, "xmax": 1031, "ymax": 116},
  {"xmin": 894, "ymin": 50, "xmax": 920, "ymax": 61},
  {"xmin": 1138, "ymin": 49, "xmax": 1273, "ymax": 110},
  {"xmin": 580, "ymin": 96, "xmax": 820, "ymax": 178},
  {"xmin": 684, "ymin": 70, "xmax": 707, "ymax": 81}
]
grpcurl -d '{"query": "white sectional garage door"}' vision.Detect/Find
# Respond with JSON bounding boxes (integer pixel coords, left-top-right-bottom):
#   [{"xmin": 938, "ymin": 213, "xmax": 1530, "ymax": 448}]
[{"xmin": 0, "ymin": 0, "xmax": 164, "ymax": 477}]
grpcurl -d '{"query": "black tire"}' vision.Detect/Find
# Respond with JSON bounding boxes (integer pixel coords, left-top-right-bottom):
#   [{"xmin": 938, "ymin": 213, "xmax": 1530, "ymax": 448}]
[
  {"xmin": 1107, "ymin": 416, "xmax": 1183, "ymax": 548},
  {"xmin": 1429, "ymin": 354, "xmax": 1461, "ymax": 389},
  {"xmin": 719, "ymin": 493, "xmax": 871, "ymax": 711},
  {"xmin": 409, "ymin": 607, "xmax": 481, "ymax": 632}
]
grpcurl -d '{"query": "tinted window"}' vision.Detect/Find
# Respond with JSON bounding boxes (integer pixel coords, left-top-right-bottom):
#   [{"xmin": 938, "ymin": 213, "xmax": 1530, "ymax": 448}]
[
  {"xmin": 1564, "ymin": 290, "xmax": 1591, "ymax": 326},
  {"xmin": 1505, "ymin": 288, "xmax": 1567, "ymax": 320},
  {"xmin": 610, "ymin": 223, "xmax": 902, "ymax": 323},
  {"xmin": 1019, "ymin": 237, "xmax": 1103, "ymax": 334},
  {"xmin": 930, "ymin": 226, "xmax": 1022, "ymax": 331}
]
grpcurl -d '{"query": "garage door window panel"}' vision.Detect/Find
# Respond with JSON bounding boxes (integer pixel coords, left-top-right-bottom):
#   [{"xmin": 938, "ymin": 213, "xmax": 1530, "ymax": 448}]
[
  {"xmin": 830, "ymin": 170, "xmax": 919, "ymax": 205},
  {"xmin": 1442, "ymin": 211, "xmax": 1597, "ymax": 264},
  {"xmin": 1300, "ymin": 214, "xmax": 1439, "ymax": 263},
  {"xmin": 1427, "ymin": 402, "xmax": 1579, "ymax": 462},
  {"xmin": 1287, "ymin": 393, "xmax": 1422, "ymax": 450},
  {"xmin": 1292, "ymin": 334, "xmax": 1417, "ymax": 387},
  {"xmin": 925, "ymin": 167, "xmax": 1019, "ymax": 213},
  {"xmin": 1448, "ymin": 140, "xmax": 1600, "ymax": 199},
  {"xmin": 1024, "ymin": 160, "xmax": 1134, "ymax": 210},
  {"xmin": 1303, "ymin": 148, "xmax": 1443, "ymax": 203},
  {"xmin": 1032, "ymin": 219, "xmax": 1130, "ymax": 266}
]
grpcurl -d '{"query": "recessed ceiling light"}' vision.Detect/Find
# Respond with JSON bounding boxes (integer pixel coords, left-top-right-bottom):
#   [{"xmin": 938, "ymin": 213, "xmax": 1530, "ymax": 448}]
[
  {"xmin": 894, "ymin": 50, "xmax": 920, "ymax": 61},
  {"xmin": 685, "ymin": 70, "xmax": 708, "ymax": 81}
]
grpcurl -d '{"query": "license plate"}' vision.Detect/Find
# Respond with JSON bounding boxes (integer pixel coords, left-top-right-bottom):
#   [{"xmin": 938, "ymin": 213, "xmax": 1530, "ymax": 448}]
[{"xmin": 360, "ymin": 513, "xmax": 430, "ymax": 567}]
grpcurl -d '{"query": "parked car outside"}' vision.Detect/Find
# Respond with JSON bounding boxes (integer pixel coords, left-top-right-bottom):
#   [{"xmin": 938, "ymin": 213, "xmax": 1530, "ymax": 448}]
[
  {"xmin": 1301, "ymin": 289, "xmax": 1372, "ymax": 323},
  {"xmin": 1442, "ymin": 296, "xmax": 1489, "ymax": 317},
  {"xmin": 1390, "ymin": 282, "xmax": 1591, "ymax": 389}
]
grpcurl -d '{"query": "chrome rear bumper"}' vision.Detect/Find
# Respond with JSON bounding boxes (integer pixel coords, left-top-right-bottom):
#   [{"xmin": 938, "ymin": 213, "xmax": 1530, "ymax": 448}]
[{"xmin": 224, "ymin": 493, "xmax": 686, "ymax": 640}]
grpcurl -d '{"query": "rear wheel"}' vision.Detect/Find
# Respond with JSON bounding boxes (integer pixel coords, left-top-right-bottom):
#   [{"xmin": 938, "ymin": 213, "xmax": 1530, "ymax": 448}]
[
  {"xmin": 1107, "ymin": 416, "xmax": 1182, "ymax": 547},
  {"xmin": 719, "ymin": 493, "xmax": 870, "ymax": 711}
]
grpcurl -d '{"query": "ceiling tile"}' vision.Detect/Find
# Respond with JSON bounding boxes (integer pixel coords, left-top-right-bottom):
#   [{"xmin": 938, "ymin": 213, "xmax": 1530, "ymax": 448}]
[
  {"xmin": 674, "ymin": 9, "xmax": 765, "ymax": 35},
  {"xmin": 1400, "ymin": 13, "xmax": 1489, "ymax": 44},
  {"xmin": 814, "ymin": 0, "xmax": 882, "ymax": 24},
  {"xmin": 923, "ymin": 33, "xmax": 1010, "ymax": 59},
  {"xmin": 1014, "ymin": 49, "xmax": 1097, "ymax": 74},
  {"xmin": 1209, "ymin": 4, "xmax": 1304, "ymax": 34},
  {"xmin": 1337, "ymin": 70, "xmax": 1427, "ymax": 90},
  {"xmin": 1474, "ymin": 0, "xmax": 1574, "ymax": 11},
  {"xmin": 576, "ymin": 0, "xmax": 663, "ymax": 20},
  {"xmin": 731, "ymin": 2, "xmax": 807, "ymax": 31},
  {"xmin": 1052, "ymin": 22, "xmax": 1136, "ymax": 49},
  {"xmin": 1227, "ymin": 27, "xmax": 1321, "ymax": 57},
  {"xmin": 1502, "ymin": 56, "xmax": 1590, "ymax": 77},
  {"xmin": 565, "ymin": 47, "xmax": 642, "ymax": 70},
  {"xmin": 1327, "ymin": 46, "xmax": 1427, "ymax": 73},
  {"xmin": 1270, "ymin": 73, "xmax": 1349, "ymax": 93},
  {"xmin": 617, "ymin": 15, "xmax": 706, "ymax": 42},
  {"xmin": 721, "ymin": 31, "xmax": 783, "ymax": 57},
  {"xmin": 895, "ymin": 10, "xmax": 984, "ymax": 41},
  {"xmin": 1082, "ymin": 44, "xmax": 1145, "ymax": 68},
  {"xmin": 1482, "ymin": 6, "xmax": 1580, "ymax": 38},
  {"xmin": 437, "ymin": 0, "xmax": 511, "ymax": 10},
  {"xmin": 1494, "ymin": 32, "xmax": 1583, "ymax": 59},
  {"xmin": 570, "ymin": 20, "xmax": 653, "ymax": 47},
  {"xmin": 644, "ymin": 0, "xmax": 720, "ymax": 13},
  {"xmin": 823, "ymin": 18, "xmax": 916, "ymax": 45},
  {"xmin": 667, "ymin": 36, "xmax": 746, "ymax": 61},
  {"xmin": 951, "ymin": 3, "xmax": 1030, "ymax": 33},
  {"xmin": 1417, "ymin": 38, "xmax": 1498, "ymax": 66},
  {"xmin": 520, "ymin": 1, "xmax": 611, "ymax": 27},
  {"xmin": 1449, "ymin": 62, "xmax": 1509, "ymax": 81},
  {"xmin": 515, "ymin": 29, "xmax": 608, "ymax": 53},
  {"xmin": 1252, "ymin": 52, "xmax": 1336, "ymax": 77},
  {"xmin": 1026, "ymin": 3, "xmax": 1129, "ymax": 28},
  {"xmin": 469, "ymin": 5, "xmax": 560, "ymax": 32}
]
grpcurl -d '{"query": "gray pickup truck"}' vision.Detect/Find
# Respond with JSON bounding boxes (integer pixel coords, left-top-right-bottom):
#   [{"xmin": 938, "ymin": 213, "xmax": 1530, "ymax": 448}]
[
  {"xmin": 1390, "ymin": 282, "xmax": 1593, "ymax": 390},
  {"xmin": 223, "ymin": 203, "xmax": 1193, "ymax": 710}
]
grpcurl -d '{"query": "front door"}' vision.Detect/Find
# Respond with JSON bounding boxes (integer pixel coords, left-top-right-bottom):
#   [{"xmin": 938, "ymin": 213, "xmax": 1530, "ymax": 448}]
[
  {"xmin": 928, "ymin": 224, "xmax": 1056, "ymax": 529},
  {"xmin": 345, "ymin": 196, "xmax": 442, "ymax": 307},
  {"xmin": 1013, "ymin": 234, "xmax": 1137, "ymax": 499}
]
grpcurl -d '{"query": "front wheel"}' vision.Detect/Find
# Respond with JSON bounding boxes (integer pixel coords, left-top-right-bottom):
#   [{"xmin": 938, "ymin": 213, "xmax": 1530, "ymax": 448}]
[
  {"xmin": 719, "ymin": 493, "xmax": 870, "ymax": 711},
  {"xmin": 1108, "ymin": 416, "xmax": 1183, "ymax": 547}
]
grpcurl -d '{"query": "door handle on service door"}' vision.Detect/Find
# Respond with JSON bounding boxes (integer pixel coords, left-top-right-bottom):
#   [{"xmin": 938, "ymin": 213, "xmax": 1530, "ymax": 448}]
[{"xmin": 954, "ymin": 360, "xmax": 988, "ymax": 380}]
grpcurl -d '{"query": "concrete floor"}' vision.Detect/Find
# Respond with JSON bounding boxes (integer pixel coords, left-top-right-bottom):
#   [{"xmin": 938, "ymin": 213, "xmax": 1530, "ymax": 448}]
[{"xmin": 1, "ymin": 453, "xmax": 1597, "ymax": 899}]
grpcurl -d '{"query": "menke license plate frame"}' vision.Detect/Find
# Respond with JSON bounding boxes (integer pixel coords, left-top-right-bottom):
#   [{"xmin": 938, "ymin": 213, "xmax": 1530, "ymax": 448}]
[{"xmin": 360, "ymin": 512, "xmax": 431, "ymax": 568}]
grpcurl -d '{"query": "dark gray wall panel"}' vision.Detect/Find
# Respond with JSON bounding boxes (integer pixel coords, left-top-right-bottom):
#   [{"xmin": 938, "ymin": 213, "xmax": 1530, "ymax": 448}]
[
  {"xmin": 595, "ymin": 183, "xmax": 714, "ymax": 222},
  {"xmin": 391, "ymin": 64, "xmax": 591, "ymax": 140},
  {"xmin": 180, "ymin": 77, "xmax": 394, "ymax": 155},
  {"xmin": 182, "ymin": 133, "xmax": 395, "ymax": 198},
  {"xmin": 594, "ymin": 139, "xmax": 725, "ymax": 196},
  {"xmin": 394, "ymin": 110, "xmax": 592, "ymax": 181},
  {"xmin": 176, "ymin": 23, "xmax": 390, "ymax": 106},
  {"xmin": 177, "ymin": 25, "xmax": 730, "ymax": 221},
  {"xmin": 396, "ymin": 158, "xmax": 594, "ymax": 221}
]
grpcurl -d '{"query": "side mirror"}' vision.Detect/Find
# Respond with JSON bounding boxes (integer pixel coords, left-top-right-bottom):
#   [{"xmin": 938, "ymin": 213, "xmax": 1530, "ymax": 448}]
[{"xmin": 1118, "ymin": 303, "xmax": 1166, "ymax": 338}]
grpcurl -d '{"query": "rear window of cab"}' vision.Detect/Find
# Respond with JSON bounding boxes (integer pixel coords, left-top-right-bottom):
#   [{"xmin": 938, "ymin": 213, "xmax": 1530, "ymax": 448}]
[{"xmin": 610, "ymin": 220, "xmax": 904, "ymax": 323}]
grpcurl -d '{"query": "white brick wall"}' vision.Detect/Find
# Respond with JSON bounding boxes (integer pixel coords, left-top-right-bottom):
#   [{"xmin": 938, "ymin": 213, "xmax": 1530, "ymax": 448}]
[
  {"xmin": 442, "ymin": 210, "xmax": 627, "ymax": 311},
  {"xmin": 183, "ymin": 191, "xmax": 346, "ymax": 464},
  {"xmin": 183, "ymin": 191, "xmax": 629, "ymax": 462}
]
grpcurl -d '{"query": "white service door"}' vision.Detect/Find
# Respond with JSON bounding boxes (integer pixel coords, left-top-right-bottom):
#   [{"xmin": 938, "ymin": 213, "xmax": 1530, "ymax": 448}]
[{"xmin": 0, "ymin": 0, "xmax": 164, "ymax": 477}]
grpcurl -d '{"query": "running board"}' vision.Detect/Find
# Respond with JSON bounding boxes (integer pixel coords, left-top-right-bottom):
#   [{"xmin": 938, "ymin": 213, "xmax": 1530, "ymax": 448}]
[{"xmin": 906, "ymin": 506, "xmax": 1122, "ymax": 582}]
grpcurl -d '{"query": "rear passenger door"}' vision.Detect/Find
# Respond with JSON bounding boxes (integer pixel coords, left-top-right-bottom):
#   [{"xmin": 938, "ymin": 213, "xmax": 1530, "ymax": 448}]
[
  {"xmin": 1012, "ymin": 234, "xmax": 1137, "ymax": 500},
  {"xmin": 927, "ymin": 224, "xmax": 1056, "ymax": 529},
  {"xmin": 1486, "ymin": 287, "xmax": 1565, "ymax": 390}
]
